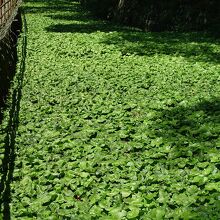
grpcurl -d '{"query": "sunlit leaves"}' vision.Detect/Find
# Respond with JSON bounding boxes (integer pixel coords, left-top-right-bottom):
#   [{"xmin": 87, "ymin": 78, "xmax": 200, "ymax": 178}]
[{"xmin": 2, "ymin": 0, "xmax": 219, "ymax": 219}]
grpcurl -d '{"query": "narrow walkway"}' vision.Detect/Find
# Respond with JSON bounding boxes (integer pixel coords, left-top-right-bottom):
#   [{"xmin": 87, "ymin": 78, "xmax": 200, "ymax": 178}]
[{"xmin": 2, "ymin": 0, "xmax": 220, "ymax": 219}]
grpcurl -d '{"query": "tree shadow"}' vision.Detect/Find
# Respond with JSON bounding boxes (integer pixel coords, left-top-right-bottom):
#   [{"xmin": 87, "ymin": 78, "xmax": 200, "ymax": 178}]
[
  {"xmin": 195, "ymin": 201, "xmax": 220, "ymax": 220},
  {"xmin": 0, "ymin": 78, "xmax": 24, "ymax": 219},
  {"xmin": 37, "ymin": 0, "xmax": 220, "ymax": 64},
  {"xmin": 23, "ymin": 0, "xmax": 82, "ymax": 14},
  {"xmin": 151, "ymin": 98, "xmax": 220, "ymax": 152},
  {"xmin": 23, "ymin": 5, "xmax": 78, "ymax": 14},
  {"xmin": 0, "ymin": 37, "xmax": 17, "ymax": 124},
  {"xmin": 0, "ymin": 12, "xmax": 22, "ymax": 124},
  {"xmin": 0, "ymin": 11, "xmax": 26, "ymax": 220},
  {"xmin": 24, "ymin": 0, "xmax": 133, "ymax": 33},
  {"xmin": 46, "ymin": 13, "xmax": 93, "ymax": 23},
  {"xmin": 137, "ymin": 97, "xmax": 220, "ymax": 218},
  {"xmin": 45, "ymin": 22, "xmax": 128, "ymax": 33},
  {"xmin": 101, "ymin": 31, "xmax": 220, "ymax": 63}
]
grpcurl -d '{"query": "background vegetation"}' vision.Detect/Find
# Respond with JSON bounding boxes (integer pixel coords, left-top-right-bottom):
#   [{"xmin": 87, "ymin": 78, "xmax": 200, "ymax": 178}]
[{"xmin": 80, "ymin": 0, "xmax": 220, "ymax": 32}]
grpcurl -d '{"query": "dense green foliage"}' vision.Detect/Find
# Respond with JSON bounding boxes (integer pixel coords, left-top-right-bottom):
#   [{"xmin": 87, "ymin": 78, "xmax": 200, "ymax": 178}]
[
  {"xmin": 0, "ymin": 11, "xmax": 22, "ymax": 115},
  {"xmin": 80, "ymin": 0, "xmax": 220, "ymax": 32},
  {"xmin": 0, "ymin": 0, "xmax": 220, "ymax": 219}
]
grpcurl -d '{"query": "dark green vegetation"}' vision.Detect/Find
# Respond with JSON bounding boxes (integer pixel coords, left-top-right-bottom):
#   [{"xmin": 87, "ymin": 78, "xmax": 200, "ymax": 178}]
[
  {"xmin": 0, "ymin": 11, "xmax": 22, "ymax": 121},
  {"xmin": 0, "ymin": 10, "xmax": 25, "ymax": 219},
  {"xmin": 80, "ymin": 0, "xmax": 220, "ymax": 32},
  {"xmin": 0, "ymin": 0, "xmax": 220, "ymax": 219}
]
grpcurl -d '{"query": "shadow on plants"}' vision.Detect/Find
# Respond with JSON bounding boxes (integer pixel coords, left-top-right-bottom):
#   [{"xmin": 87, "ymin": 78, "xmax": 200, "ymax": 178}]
[
  {"xmin": 0, "ymin": 12, "xmax": 26, "ymax": 219},
  {"xmin": 0, "ymin": 82, "xmax": 22, "ymax": 219},
  {"xmin": 24, "ymin": 0, "xmax": 78, "ymax": 5},
  {"xmin": 23, "ymin": 5, "xmax": 78, "ymax": 14},
  {"xmin": 42, "ymin": 0, "xmax": 220, "ymax": 64},
  {"xmin": 45, "ymin": 22, "xmax": 126, "ymax": 34},
  {"xmin": 46, "ymin": 24, "xmax": 220, "ymax": 63},
  {"xmin": 0, "ymin": 40, "xmax": 17, "ymax": 124},
  {"xmin": 23, "ymin": 0, "xmax": 81, "ymax": 14},
  {"xmin": 144, "ymin": 98, "xmax": 220, "ymax": 218},
  {"xmin": 27, "ymin": 0, "xmax": 219, "ymax": 64},
  {"xmin": 46, "ymin": 13, "xmax": 96, "ymax": 23},
  {"xmin": 151, "ymin": 98, "xmax": 219, "ymax": 157},
  {"xmin": 102, "ymin": 31, "xmax": 220, "ymax": 64},
  {"xmin": 195, "ymin": 201, "xmax": 220, "ymax": 220},
  {"xmin": 24, "ymin": 0, "xmax": 124, "ymax": 33},
  {"xmin": 0, "ymin": 12, "xmax": 22, "ymax": 124}
]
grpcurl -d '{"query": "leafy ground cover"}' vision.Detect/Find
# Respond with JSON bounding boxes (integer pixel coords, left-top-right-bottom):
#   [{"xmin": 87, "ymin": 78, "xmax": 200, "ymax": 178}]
[{"xmin": 0, "ymin": 0, "xmax": 220, "ymax": 219}]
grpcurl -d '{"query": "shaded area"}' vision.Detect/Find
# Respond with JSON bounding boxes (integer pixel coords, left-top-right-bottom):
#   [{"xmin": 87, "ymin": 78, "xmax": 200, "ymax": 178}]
[
  {"xmin": 34, "ymin": 0, "xmax": 220, "ymax": 64},
  {"xmin": 0, "ymin": 11, "xmax": 22, "ymax": 123},
  {"xmin": 46, "ymin": 22, "xmax": 126, "ymax": 34},
  {"xmin": 47, "ymin": 13, "xmax": 93, "ymax": 23},
  {"xmin": 131, "ymin": 98, "xmax": 220, "ymax": 219},
  {"xmin": 150, "ymin": 98, "xmax": 220, "ymax": 156},
  {"xmin": 80, "ymin": 0, "xmax": 220, "ymax": 33},
  {"xmin": 0, "ymin": 11, "xmax": 26, "ymax": 220},
  {"xmin": 23, "ymin": 0, "xmax": 80, "ymax": 14},
  {"xmin": 23, "ymin": 5, "xmax": 77, "ymax": 14},
  {"xmin": 46, "ymin": 22, "xmax": 220, "ymax": 63},
  {"xmin": 102, "ymin": 31, "xmax": 220, "ymax": 63}
]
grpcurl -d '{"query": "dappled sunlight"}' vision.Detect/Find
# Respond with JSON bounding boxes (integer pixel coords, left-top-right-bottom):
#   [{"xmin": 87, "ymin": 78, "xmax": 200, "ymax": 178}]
[
  {"xmin": 29, "ymin": 0, "xmax": 220, "ymax": 64},
  {"xmin": 1, "ymin": 0, "xmax": 219, "ymax": 219},
  {"xmin": 102, "ymin": 31, "xmax": 220, "ymax": 63}
]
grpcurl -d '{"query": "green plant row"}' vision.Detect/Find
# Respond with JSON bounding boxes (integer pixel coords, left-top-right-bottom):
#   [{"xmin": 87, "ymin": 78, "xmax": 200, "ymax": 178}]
[{"xmin": 3, "ymin": 0, "xmax": 220, "ymax": 219}]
